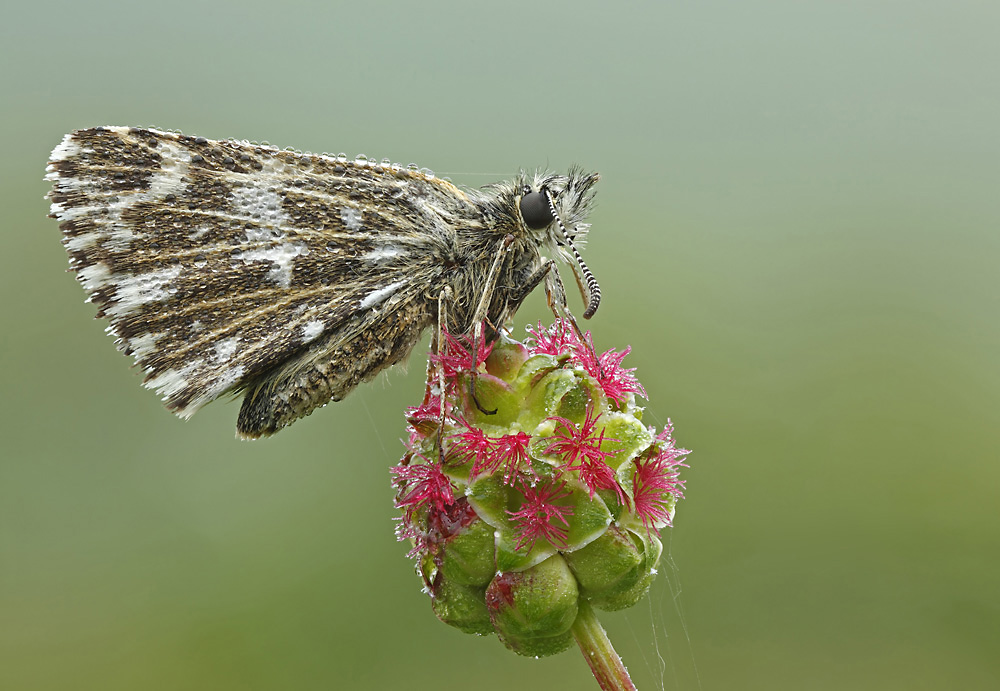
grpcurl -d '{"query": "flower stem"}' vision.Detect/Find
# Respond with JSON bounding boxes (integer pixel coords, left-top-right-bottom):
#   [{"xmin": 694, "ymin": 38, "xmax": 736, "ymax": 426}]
[{"xmin": 571, "ymin": 601, "xmax": 637, "ymax": 691}]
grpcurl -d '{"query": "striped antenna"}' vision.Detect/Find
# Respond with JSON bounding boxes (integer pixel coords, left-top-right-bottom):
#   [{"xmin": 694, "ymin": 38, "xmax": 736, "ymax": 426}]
[{"xmin": 545, "ymin": 189, "xmax": 601, "ymax": 319}]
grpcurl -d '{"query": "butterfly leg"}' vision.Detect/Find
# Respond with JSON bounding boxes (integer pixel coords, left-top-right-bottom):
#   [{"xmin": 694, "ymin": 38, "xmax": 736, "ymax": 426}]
[
  {"xmin": 458, "ymin": 235, "xmax": 517, "ymax": 415},
  {"xmin": 541, "ymin": 261, "xmax": 587, "ymax": 342},
  {"xmin": 433, "ymin": 286, "xmax": 453, "ymax": 459},
  {"xmin": 497, "ymin": 258, "xmax": 587, "ymax": 343},
  {"xmin": 468, "ymin": 234, "xmax": 516, "ymax": 331}
]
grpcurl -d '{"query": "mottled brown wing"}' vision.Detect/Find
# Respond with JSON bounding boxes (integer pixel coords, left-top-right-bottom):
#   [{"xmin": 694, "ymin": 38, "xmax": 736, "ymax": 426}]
[{"xmin": 47, "ymin": 126, "xmax": 478, "ymax": 436}]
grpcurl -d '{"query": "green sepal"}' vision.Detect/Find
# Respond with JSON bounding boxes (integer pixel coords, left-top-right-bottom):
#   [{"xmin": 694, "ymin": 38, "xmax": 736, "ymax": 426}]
[
  {"xmin": 495, "ymin": 528, "xmax": 558, "ymax": 573},
  {"xmin": 553, "ymin": 377, "xmax": 594, "ymax": 423},
  {"xmin": 486, "ymin": 555, "xmax": 579, "ymax": 657},
  {"xmin": 485, "ymin": 335, "xmax": 530, "ymax": 380},
  {"xmin": 596, "ymin": 486, "xmax": 627, "ymax": 522},
  {"xmin": 586, "ymin": 528, "xmax": 663, "ymax": 612},
  {"xmin": 466, "ymin": 472, "xmax": 512, "ymax": 530},
  {"xmin": 599, "ymin": 412, "xmax": 654, "ymax": 471},
  {"xmin": 458, "ymin": 373, "xmax": 520, "ymax": 428},
  {"xmin": 520, "ymin": 369, "xmax": 578, "ymax": 430},
  {"xmin": 562, "ymin": 524, "xmax": 644, "ymax": 601},
  {"xmin": 438, "ymin": 517, "xmax": 497, "ymax": 587},
  {"xmin": 430, "ymin": 575, "xmax": 493, "ymax": 635},
  {"xmin": 511, "ymin": 353, "xmax": 560, "ymax": 390},
  {"xmin": 561, "ymin": 479, "xmax": 614, "ymax": 550},
  {"xmin": 497, "ymin": 626, "xmax": 574, "ymax": 658}
]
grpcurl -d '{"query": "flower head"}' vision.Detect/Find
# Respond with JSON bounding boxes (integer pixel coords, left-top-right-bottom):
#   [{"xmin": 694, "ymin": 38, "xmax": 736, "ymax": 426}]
[
  {"xmin": 448, "ymin": 425, "xmax": 533, "ymax": 483},
  {"xmin": 431, "ymin": 322, "xmax": 493, "ymax": 379},
  {"xmin": 447, "ymin": 423, "xmax": 494, "ymax": 470},
  {"xmin": 391, "ymin": 458, "xmax": 455, "ymax": 519},
  {"xmin": 392, "ymin": 459, "xmax": 460, "ymax": 558},
  {"xmin": 491, "ymin": 431, "xmax": 533, "ymax": 484},
  {"xmin": 391, "ymin": 319, "xmax": 691, "ymax": 663},
  {"xmin": 525, "ymin": 319, "xmax": 584, "ymax": 359},
  {"xmin": 632, "ymin": 421, "xmax": 691, "ymax": 533},
  {"xmin": 543, "ymin": 407, "xmax": 627, "ymax": 504},
  {"xmin": 526, "ymin": 321, "xmax": 647, "ymax": 406},
  {"xmin": 576, "ymin": 340, "xmax": 647, "ymax": 406},
  {"xmin": 507, "ymin": 479, "xmax": 574, "ymax": 552}
]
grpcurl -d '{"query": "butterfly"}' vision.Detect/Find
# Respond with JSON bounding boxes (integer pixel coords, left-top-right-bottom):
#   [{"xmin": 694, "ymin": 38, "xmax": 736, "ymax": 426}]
[{"xmin": 47, "ymin": 126, "xmax": 601, "ymax": 438}]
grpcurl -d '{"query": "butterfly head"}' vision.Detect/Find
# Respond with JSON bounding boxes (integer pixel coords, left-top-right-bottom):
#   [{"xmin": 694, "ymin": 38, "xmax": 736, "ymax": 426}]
[{"xmin": 517, "ymin": 168, "xmax": 601, "ymax": 318}]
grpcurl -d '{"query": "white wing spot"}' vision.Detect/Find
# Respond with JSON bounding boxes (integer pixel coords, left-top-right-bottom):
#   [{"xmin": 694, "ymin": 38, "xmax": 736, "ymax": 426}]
[
  {"xmin": 214, "ymin": 336, "xmax": 241, "ymax": 362},
  {"xmin": 145, "ymin": 360, "xmax": 202, "ymax": 404},
  {"xmin": 363, "ymin": 246, "xmax": 404, "ymax": 263},
  {"xmin": 231, "ymin": 181, "xmax": 307, "ymax": 288},
  {"xmin": 340, "ymin": 206, "xmax": 363, "ymax": 231},
  {"xmin": 49, "ymin": 134, "xmax": 84, "ymax": 163},
  {"xmin": 359, "ymin": 280, "xmax": 408, "ymax": 309},
  {"xmin": 301, "ymin": 320, "xmax": 325, "ymax": 343},
  {"xmin": 240, "ymin": 243, "xmax": 308, "ymax": 288},
  {"xmin": 203, "ymin": 366, "xmax": 245, "ymax": 401},
  {"xmin": 107, "ymin": 266, "xmax": 182, "ymax": 317},
  {"xmin": 128, "ymin": 331, "xmax": 165, "ymax": 360},
  {"xmin": 48, "ymin": 135, "xmax": 192, "ymax": 251},
  {"xmin": 77, "ymin": 262, "xmax": 112, "ymax": 291},
  {"xmin": 232, "ymin": 178, "xmax": 291, "ymax": 229},
  {"xmin": 65, "ymin": 231, "xmax": 101, "ymax": 253},
  {"xmin": 145, "ymin": 140, "xmax": 191, "ymax": 199}
]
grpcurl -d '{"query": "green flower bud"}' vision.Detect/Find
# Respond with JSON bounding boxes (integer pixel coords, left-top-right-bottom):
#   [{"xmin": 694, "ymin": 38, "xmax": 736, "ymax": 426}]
[{"xmin": 486, "ymin": 555, "xmax": 579, "ymax": 657}]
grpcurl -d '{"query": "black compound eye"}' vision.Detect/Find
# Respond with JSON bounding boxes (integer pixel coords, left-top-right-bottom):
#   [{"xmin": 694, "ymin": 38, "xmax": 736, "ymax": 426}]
[{"xmin": 519, "ymin": 190, "xmax": 553, "ymax": 230}]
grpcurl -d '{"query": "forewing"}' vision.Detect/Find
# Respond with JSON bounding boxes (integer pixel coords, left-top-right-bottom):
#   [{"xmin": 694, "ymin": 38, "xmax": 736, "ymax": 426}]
[{"xmin": 47, "ymin": 127, "xmax": 471, "ymax": 420}]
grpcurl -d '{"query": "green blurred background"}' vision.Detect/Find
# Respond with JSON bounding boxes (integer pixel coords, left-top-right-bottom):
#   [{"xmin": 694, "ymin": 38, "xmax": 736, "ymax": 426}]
[{"xmin": 2, "ymin": 1, "xmax": 998, "ymax": 689}]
